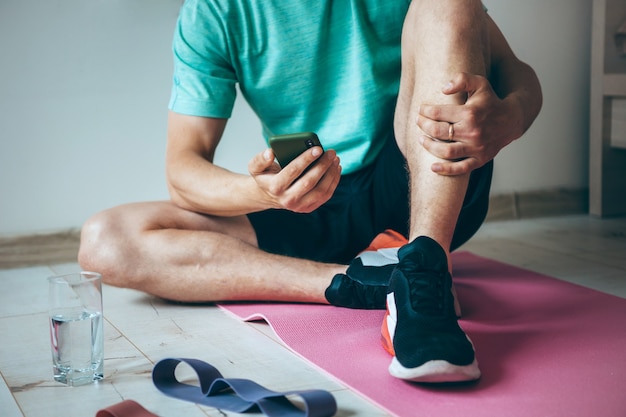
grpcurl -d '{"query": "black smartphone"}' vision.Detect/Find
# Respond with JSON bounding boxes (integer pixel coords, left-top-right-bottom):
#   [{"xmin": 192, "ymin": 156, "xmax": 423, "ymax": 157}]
[{"xmin": 268, "ymin": 132, "xmax": 324, "ymax": 168}]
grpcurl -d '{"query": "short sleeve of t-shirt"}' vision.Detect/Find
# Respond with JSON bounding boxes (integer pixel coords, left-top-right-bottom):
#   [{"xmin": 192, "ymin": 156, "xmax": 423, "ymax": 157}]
[{"xmin": 169, "ymin": 1, "xmax": 237, "ymax": 118}]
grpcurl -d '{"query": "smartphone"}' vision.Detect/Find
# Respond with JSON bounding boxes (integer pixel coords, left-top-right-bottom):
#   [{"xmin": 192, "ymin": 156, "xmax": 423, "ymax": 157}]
[{"xmin": 268, "ymin": 132, "xmax": 324, "ymax": 168}]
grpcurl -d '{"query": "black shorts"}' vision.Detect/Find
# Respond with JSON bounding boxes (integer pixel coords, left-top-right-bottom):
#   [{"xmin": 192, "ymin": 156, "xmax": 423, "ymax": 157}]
[{"xmin": 248, "ymin": 136, "xmax": 493, "ymax": 264}]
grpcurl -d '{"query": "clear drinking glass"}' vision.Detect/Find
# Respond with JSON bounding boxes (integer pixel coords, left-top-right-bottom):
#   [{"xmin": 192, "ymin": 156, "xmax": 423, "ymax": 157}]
[{"xmin": 48, "ymin": 272, "xmax": 104, "ymax": 386}]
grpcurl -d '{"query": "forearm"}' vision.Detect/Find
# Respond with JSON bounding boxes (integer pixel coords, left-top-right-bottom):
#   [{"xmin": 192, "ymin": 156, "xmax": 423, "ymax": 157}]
[
  {"xmin": 165, "ymin": 112, "xmax": 275, "ymax": 217},
  {"xmin": 491, "ymin": 56, "xmax": 543, "ymax": 140},
  {"xmin": 167, "ymin": 153, "xmax": 272, "ymax": 217}
]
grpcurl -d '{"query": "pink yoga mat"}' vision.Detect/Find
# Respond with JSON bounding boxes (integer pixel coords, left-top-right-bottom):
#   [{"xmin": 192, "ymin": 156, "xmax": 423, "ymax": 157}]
[{"xmin": 220, "ymin": 252, "xmax": 626, "ymax": 417}]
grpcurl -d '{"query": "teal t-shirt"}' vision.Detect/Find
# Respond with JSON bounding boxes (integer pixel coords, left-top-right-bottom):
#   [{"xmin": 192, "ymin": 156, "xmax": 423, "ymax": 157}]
[{"xmin": 169, "ymin": 0, "xmax": 410, "ymax": 174}]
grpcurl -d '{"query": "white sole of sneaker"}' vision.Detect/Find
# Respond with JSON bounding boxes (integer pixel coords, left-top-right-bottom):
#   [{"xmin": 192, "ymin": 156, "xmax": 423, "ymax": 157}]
[{"xmin": 388, "ymin": 357, "xmax": 481, "ymax": 383}]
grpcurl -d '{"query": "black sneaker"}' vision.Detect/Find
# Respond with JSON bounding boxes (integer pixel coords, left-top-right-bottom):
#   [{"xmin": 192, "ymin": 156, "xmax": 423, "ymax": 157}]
[
  {"xmin": 325, "ymin": 230, "xmax": 406, "ymax": 309},
  {"xmin": 381, "ymin": 236, "xmax": 480, "ymax": 382},
  {"xmin": 325, "ymin": 258, "xmax": 395, "ymax": 309}
]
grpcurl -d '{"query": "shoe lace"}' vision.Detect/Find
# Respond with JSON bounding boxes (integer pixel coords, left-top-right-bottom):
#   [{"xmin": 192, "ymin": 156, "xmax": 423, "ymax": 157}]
[{"xmin": 401, "ymin": 256, "xmax": 448, "ymax": 315}]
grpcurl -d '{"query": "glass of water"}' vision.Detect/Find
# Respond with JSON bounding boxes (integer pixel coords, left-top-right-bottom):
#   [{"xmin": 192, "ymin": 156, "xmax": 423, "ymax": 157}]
[{"xmin": 48, "ymin": 272, "xmax": 104, "ymax": 386}]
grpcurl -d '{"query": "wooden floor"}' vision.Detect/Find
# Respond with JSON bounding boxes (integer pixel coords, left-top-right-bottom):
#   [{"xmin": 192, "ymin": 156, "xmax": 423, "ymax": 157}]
[{"xmin": 1, "ymin": 215, "xmax": 625, "ymax": 417}]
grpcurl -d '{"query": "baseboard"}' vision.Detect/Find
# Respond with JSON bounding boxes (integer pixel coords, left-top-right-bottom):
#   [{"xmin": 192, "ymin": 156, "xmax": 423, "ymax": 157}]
[
  {"xmin": 485, "ymin": 188, "xmax": 589, "ymax": 222},
  {"xmin": 0, "ymin": 229, "xmax": 81, "ymax": 269},
  {"xmin": 0, "ymin": 188, "xmax": 590, "ymax": 269}
]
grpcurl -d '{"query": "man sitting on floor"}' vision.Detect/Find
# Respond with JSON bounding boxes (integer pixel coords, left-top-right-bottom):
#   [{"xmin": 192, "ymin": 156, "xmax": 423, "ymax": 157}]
[{"xmin": 79, "ymin": 0, "xmax": 542, "ymax": 383}]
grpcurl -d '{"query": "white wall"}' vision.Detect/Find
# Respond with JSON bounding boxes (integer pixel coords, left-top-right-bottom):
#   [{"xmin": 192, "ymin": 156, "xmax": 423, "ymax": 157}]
[
  {"xmin": 0, "ymin": 0, "xmax": 592, "ymax": 236},
  {"xmin": 486, "ymin": 1, "xmax": 591, "ymax": 193}
]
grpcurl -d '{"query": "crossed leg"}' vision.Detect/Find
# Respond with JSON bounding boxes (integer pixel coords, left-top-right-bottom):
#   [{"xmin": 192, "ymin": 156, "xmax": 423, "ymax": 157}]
[{"xmin": 78, "ymin": 201, "xmax": 343, "ymax": 303}]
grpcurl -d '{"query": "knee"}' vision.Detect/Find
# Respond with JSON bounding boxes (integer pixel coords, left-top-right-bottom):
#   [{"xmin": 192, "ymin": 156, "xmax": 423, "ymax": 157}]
[
  {"xmin": 78, "ymin": 209, "xmax": 134, "ymax": 288},
  {"xmin": 405, "ymin": 0, "xmax": 486, "ymax": 36}
]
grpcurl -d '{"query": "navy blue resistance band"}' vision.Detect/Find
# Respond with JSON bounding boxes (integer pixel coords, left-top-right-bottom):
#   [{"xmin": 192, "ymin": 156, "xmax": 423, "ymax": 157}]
[{"xmin": 151, "ymin": 358, "xmax": 337, "ymax": 417}]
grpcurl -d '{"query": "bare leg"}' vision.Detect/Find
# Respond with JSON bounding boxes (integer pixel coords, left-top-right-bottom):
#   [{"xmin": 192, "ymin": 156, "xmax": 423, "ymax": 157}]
[
  {"xmin": 394, "ymin": 0, "xmax": 489, "ymax": 265},
  {"xmin": 78, "ymin": 201, "xmax": 344, "ymax": 303},
  {"xmin": 382, "ymin": 0, "xmax": 490, "ymax": 383}
]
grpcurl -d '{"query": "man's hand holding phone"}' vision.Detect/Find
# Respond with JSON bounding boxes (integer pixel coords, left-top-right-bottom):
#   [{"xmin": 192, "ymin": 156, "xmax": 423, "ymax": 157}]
[{"xmin": 248, "ymin": 132, "xmax": 341, "ymax": 213}]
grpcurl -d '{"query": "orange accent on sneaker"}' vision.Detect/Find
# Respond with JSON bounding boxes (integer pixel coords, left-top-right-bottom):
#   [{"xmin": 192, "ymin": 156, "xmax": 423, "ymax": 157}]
[
  {"xmin": 381, "ymin": 305, "xmax": 395, "ymax": 356},
  {"xmin": 363, "ymin": 230, "xmax": 408, "ymax": 252}
]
